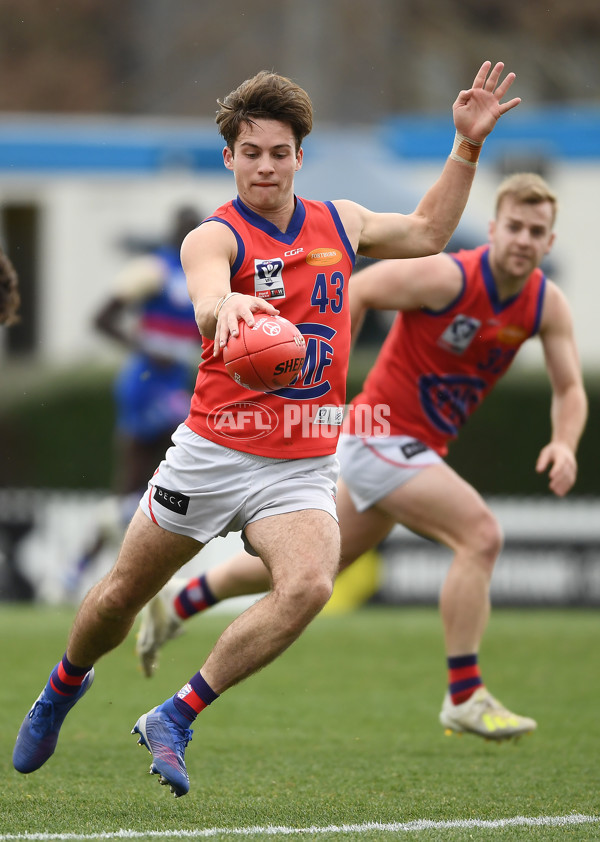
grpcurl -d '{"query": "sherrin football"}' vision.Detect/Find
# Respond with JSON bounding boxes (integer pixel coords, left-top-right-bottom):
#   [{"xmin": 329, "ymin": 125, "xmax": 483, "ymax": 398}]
[{"xmin": 223, "ymin": 315, "xmax": 306, "ymax": 392}]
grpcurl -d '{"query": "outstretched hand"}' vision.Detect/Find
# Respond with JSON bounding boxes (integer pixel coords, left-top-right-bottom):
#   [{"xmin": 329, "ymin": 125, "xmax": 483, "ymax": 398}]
[{"xmin": 453, "ymin": 61, "xmax": 521, "ymax": 143}]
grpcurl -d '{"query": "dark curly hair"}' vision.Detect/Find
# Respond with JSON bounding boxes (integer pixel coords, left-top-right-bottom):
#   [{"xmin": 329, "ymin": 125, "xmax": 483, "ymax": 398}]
[
  {"xmin": 216, "ymin": 70, "xmax": 313, "ymax": 154},
  {"xmin": 0, "ymin": 248, "xmax": 20, "ymax": 326}
]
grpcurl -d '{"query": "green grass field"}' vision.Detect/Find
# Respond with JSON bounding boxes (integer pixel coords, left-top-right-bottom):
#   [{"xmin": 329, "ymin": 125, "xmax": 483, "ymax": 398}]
[{"xmin": 1, "ymin": 605, "xmax": 599, "ymax": 840}]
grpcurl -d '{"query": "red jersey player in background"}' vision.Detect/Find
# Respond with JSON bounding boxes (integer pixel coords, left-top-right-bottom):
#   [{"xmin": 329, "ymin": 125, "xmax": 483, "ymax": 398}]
[
  {"xmin": 137, "ymin": 172, "xmax": 587, "ymax": 742},
  {"xmin": 14, "ymin": 64, "xmax": 520, "ymax": 795}
]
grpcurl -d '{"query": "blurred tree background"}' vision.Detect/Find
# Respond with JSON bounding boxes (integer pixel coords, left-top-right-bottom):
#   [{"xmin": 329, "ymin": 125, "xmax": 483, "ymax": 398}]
[
  {"xmin": 0, "ymin": 0, "xmax": 599, "ymax": 121},
  {"xmin": 0, "ymin": 361, "xmax": 598, "ymax": 496}
]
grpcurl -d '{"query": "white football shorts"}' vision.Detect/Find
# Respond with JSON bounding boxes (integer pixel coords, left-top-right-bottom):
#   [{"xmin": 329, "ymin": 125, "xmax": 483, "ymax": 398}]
[
  {"xmin": 139, "ymin": 423, "xmax": 339, "ymax": 553},
  {"xmin": 337, "ymin": 433, "xmax": 442, "ymax": 512}
]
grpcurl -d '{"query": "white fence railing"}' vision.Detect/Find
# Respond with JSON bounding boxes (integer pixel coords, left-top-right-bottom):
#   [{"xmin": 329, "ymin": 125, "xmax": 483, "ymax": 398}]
[
  {"xmin": 0, "ymin": 489, "xmax": 245, "ymax": 607},
  {"xmin": 1, "ymin": 490, "xmax": 599, "ymax": 606},
  {"xmin": 377, "ymin": 497, "xmax": 600, "ymax": 606}
]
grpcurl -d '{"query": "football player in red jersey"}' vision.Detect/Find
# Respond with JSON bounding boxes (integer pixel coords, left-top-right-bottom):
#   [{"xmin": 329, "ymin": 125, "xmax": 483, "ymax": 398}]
[
  {"xmin": 138, "ymin": 173, "xmax": 587, "ymax": 742},
  {"xmin": 14, "ymin": 64, "xmax": 520, "ymax": 793}
]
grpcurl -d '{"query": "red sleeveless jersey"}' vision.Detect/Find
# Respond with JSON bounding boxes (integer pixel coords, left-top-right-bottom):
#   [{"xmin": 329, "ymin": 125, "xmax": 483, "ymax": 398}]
[
  {"xmin": 346, "ymin": 245, "xmax": 546, "ymax": 455},
  {"xmin": 187, "ymin": 196, "xmax": 355, "ymax": 458}
]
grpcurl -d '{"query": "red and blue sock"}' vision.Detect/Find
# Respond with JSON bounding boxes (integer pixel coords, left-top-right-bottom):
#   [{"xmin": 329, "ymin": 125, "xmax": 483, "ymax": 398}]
[
  {"xmin": 160, "ymin": 671, "xmax": 219, "ymax": 727},
  {"xmin": 47, "ymin": 654, "xmax": 92, "ymax": 701},
  {"xmin": 447, "ymin": 654, "xmax": 483, "ymax": 705},
  {"xmin": 174, "ymin": 574, "xmax": 218, "ymax": 620}
]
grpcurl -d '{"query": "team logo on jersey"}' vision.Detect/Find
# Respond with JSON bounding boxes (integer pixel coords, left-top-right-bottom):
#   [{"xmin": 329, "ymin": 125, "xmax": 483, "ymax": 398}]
[
  {"xmin": 437, "ymin": 314, "xmax": 481, "ymax": 354},
  {"xmin": 497, "ymin": 324, "xmax": 528, "ymax": 345},
  {"xmin": 274, "ymin": 322, "xmax": 336, "ymax": 400},
  {"xmin": 306, "ymin": 247, "xmax": 343, "ymax": 267},
  {"xmin": 419, "ymin": 372, "xmax": 487, "ymax": 437},
  {"xmin": 254, "ymin": 258, "xmax": 285, "ymax": 299}
]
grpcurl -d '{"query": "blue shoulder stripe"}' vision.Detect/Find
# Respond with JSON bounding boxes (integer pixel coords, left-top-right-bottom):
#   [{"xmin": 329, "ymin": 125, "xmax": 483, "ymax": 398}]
[
  {"xmin": 324, "ymin": 201, "xmax": 356, "ymax": 268},
  {"xmin": 201, "ymin": 216, "xmax": 245, "ymax": 278}
]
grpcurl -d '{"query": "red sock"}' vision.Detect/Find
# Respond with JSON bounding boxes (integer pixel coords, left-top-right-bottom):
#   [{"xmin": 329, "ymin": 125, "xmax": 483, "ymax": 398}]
[
  {"xmin": 48, "ymin": 654, "xmax": 92, "ymax": 698},
  {"xmin": 174, "ymin": 573, "xmax": 217, "ymax": 619},
  {"xmin": 447, "ymin": 654, "xmax": 483, "ymax": 705},
  {"xmin": 171, "ymin": 671, "xmax": 219, "ymax": 723}
]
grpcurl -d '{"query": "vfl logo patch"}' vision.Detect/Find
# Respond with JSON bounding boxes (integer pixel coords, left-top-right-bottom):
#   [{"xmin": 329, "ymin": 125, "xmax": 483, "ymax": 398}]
[
  {"xmin": 153, "ymin": 485, "xmax": 190, "ymax": 515},
  {"xmin": 254, "ymin": 258, "xmax": 285, "ymax": 299},
  {"xmin": 401, "ymin": 440, "xmax": 428, "ymax": 459},
  {"xmin": 438, "ymin": 315, "xmax": 481, "ymax": 354}
]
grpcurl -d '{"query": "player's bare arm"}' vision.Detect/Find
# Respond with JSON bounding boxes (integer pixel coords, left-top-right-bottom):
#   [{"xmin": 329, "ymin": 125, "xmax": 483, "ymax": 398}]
[
  {"xmin": 337, "ymin": 61, "xmax": 521, "ymax": 261},
  {"xmin": 536, "ymin": 281, "xmax": 588, "ymax": 496},
  {"xmin": 351, "ymin": 253, "xmax": 463, "ymax": 325},
  {"xmin": 181, "ymin": 221, "xmax": 279, "ymax": 355}
]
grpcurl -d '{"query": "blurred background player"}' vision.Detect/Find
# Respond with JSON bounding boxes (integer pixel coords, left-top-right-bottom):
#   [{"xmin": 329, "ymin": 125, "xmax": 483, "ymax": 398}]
[
  {"xmin": 0, "ymin": 248, "xmax": 30, "ymax": 601},
  {"xmin": 63, "ymin": 207, "xmax": 203, "ymax": 596},
  {"xmin": 0, "ymin": 246, "xmax": 20, "ymax": 326},
  {"xmin": 137, "ymin": 173, "xmax": 587, "ymax": 741}
]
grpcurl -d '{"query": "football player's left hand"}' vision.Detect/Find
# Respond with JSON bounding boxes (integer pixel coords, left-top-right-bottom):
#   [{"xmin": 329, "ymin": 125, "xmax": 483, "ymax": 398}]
[{"xmin": 536, "ymin": 441, "xmax": 577, "ymax": 497}]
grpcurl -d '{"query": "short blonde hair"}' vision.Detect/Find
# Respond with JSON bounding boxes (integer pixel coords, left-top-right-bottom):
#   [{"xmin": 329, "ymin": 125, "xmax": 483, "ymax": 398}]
[{"xmin": 495, "ymin": 173, "xmax": 558, "ymax": 226}]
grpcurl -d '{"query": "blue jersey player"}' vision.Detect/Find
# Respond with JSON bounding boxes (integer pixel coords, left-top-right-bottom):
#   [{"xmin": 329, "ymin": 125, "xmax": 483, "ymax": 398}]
[{"xmin": 63, "ymin": 208, "xmax": 202, "ymax": 596}]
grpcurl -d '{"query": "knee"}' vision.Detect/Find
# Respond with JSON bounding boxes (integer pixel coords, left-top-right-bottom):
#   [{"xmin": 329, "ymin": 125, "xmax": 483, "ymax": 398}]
[
  {"xmin": 95, "ymin": 579, "xmax": 141, "ymax": 621},
  {"xmin": 304, "ymin": 567, "xmax": 335, "ymax": 612},
  {"xmin": 468, "ymin": 511, "xmax": 503, "ymax": 569},
  {"xmin": 276, "ymin": 563, "xmax": 335, "ymax": 621}
]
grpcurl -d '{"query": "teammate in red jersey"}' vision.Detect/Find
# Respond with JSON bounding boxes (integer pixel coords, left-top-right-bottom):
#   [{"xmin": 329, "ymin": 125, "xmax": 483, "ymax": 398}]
[
  {"xmin": 138, "ymin": 173, "xmax": 587, "ymax": 742},
  {"xmin": 14, "ymin": 64, "xmax": 520, "ymax": 793}
]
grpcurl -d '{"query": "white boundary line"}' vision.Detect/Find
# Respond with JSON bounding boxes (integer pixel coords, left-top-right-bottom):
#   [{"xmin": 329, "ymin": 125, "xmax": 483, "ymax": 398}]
[{"xmin": 0, "ymin": 813, "xmax": 598, "ymax": 840}]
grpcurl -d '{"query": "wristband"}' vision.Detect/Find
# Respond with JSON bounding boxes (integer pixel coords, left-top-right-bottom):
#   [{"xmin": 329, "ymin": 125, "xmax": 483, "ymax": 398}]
[
  {"xmin": 213, "ymin": 291, "xmax": 242, "ymax": 320},
  {"xmin": 450, "ymin": 131, "xmax": 483, "ymax": 167}
]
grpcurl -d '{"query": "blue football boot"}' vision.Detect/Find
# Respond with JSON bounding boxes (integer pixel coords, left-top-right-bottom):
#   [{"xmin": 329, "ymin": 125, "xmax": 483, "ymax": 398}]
[
  {"xmin": 132, "ymin": 705, "xmax": 193, "ymax": 797},
  {"xmin": 13, "ymin": 668, "xmax": 95, "ymax": 773}
]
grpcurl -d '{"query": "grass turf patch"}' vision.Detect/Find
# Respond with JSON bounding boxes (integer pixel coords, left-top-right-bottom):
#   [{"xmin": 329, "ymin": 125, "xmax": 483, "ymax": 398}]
[{"xmin": 1, "ymin": 605, "xmax": 598, "ymax": 839}]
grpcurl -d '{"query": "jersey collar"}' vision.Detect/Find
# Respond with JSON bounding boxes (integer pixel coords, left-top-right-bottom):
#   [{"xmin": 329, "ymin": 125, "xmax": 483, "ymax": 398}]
[
  {"xmin": 233, "ymin": 196, "xmax": 306, "ymax": 245},
  {"xmin": 481, "ymin": 247, "xmax": 523, "ymax": 313}
]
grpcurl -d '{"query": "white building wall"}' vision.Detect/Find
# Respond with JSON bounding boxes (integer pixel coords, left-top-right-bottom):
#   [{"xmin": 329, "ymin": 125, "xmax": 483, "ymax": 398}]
[
  {"xmin": 1, "ymin": 154, "xmax": 598, "ymax": 370},
  {"xmin": 0, "ymin": 171, "xmax": 235, "ymax": 360}
]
